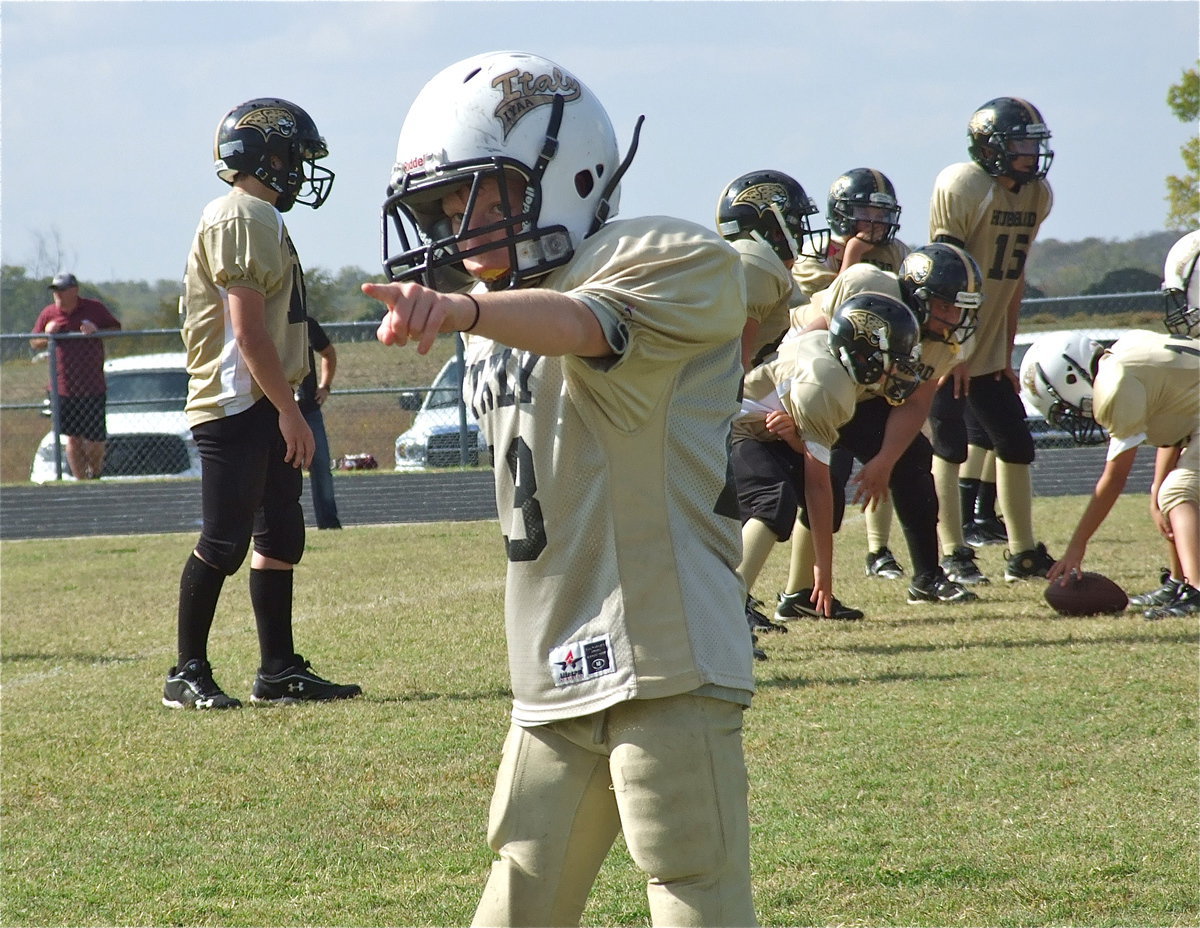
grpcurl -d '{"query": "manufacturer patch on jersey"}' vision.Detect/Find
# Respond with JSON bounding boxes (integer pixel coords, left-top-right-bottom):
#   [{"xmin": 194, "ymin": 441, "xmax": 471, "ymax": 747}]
[{"xmin": 549, "ymin": 634, "xmax": 614, "ymax": 687}]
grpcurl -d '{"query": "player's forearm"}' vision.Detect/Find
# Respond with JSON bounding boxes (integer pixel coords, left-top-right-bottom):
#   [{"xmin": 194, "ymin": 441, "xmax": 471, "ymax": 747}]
[
  {"xmin": 1067, "ymin": 453, "xmax": 1135, "ymax": 553},
  {"xmin": 804, "ymin": 459, "xmax": 835, "ymax": 579},
  {"xmin": 475, "ymin": 289, "xmax": 612, "ymax": 358},
  {"xmin": 318, "ymin": 351, "xmax": 337, "ymax": 389},
  {"xmin": 876, "ymin": 384, "xmax": 933, "ymax": 470}
]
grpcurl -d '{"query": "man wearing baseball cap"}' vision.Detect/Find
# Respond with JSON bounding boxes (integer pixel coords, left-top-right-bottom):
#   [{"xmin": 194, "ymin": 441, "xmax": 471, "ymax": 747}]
[{"xmin": 30, "ymin": 273, "xmax": 122, "ymax": 478}]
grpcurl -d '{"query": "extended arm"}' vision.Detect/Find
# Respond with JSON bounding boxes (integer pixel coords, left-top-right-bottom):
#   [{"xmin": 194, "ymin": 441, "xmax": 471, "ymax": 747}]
[
  {"xmin": 315, "ymin": 342, "xmax": 337, "ymax": 403},
  {"xmin": 1046, "ymin": 446, "xmax": 1137, "ymax": 582},
  {"xmin": 850, "ymin": 378, "xmax": 936, "ymax": 508},
  {"xmin": 364, "ymin": 281, "xmax": 611, "ymax": 358}
]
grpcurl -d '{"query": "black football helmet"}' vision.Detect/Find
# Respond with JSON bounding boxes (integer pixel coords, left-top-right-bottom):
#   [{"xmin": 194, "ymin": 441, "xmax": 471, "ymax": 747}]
[
  {"xmin": 828, "ymin": 292, "xmax": 924, "ymax": 405},
  {"xmin": 898, "ymin": 243, "xmax": 983, "ymax": 345},
  {"xmin": 827, "ymin": 168, "xmax": 901, "ymax": 245},
  {"xmin": 967, "ymin": 97, "xmax": 1053, "ymax": 183},
  {"xmin": 214, "ymin": 98, "xmax": 334, "ymax": 212},
  {"xmin": 716, "ymin": 170, "xmax": 829, "ymax": 264}
]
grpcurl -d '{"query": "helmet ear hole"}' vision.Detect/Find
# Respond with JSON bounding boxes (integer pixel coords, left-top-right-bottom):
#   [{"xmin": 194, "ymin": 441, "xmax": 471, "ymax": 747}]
[{"xmin": 574, "ymin": 170, "xmax": 595, "ymax": 198}]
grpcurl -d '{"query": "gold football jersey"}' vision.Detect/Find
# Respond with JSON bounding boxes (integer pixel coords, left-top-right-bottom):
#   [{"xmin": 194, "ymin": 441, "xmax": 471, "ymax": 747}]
[
  {"xmin": 929, "ymin": 161, "xmax": 1052, "ymax": 377},
  {"xmin": 791, "ymin": 238, "xmax": 911, "ymax": 298},
  {"xmin": 181, "ymin": 188, "xmax": 309, "ymax": 426},
  {"xmin": 732, "ymin": 237, "xmax": 799, "ymax": 359},
  {"xmin": 734, "ymin": 329, "xmax": 860, "ymax": 461},
  {"xmin": 807, "ymin": 263, "xmax": 967, "ymax": 385},
  {"xmin": 463, "ymin": 215, "xmax": 754, "ymax": 726},
  {"xmin": 1093, "ymin": 330, "xmax": 1200, "ymax": 454}
]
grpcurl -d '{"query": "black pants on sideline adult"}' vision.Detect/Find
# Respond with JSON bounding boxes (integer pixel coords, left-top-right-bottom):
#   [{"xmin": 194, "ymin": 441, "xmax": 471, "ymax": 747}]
[{"xmin": 832, "ymin": 396, "xmax": 939, "ymax": 579}]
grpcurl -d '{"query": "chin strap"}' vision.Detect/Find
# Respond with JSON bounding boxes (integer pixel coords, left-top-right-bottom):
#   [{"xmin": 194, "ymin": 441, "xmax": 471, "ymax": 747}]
[
  {"xmin": 530, "ymin": 94, "xmax": 566, "ymax": 185},
  {"xmin": 588, "ymin": 115, "xmax": 645, "ymax": 237}
]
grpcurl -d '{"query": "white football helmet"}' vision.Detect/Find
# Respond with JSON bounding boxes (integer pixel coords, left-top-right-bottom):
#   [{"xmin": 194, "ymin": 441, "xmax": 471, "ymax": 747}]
[
  {"xmin": 381, "ymin": 51, "xmax": 641, "ymax": 289},
  {"xmin": 1161, "ymin": 230, "xmax": 1200, "ymax": 337},
  {"xmin": 1018, "ymin": 331, "xmax": 1106, "ymax": 444}
]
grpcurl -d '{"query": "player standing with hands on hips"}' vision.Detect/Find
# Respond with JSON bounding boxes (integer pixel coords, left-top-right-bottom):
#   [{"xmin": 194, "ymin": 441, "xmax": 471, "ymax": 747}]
[
  {"xmin": 365, "ymin": 51, "xmax": 757, "ymax": 927},
  {"xmin": 164, "ymin": 98, "xmax": 361, "ymax": 710}
]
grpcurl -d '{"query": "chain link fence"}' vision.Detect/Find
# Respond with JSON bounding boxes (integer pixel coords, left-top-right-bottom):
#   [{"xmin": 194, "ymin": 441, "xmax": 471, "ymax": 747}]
[
  {"xmin": 0, "ymin": 293, "xmax": 1171, "ymax": 483},
  {"xmin": 0, "ymin": 323, "xmax": 480, "ymax": 484}
]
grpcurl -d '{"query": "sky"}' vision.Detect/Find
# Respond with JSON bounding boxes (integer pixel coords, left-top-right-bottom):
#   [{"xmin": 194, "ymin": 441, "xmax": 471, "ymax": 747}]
[{"xmin": 2, "ymin": 0, "xmax": 1197, "ymax": 286}]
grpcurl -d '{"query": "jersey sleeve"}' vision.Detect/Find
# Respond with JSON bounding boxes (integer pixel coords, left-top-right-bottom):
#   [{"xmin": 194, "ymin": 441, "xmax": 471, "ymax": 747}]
[
  {"xmin": 201, "ymin": 201, "xmax": 288, "ymax": 297},
  {"xmin": 791, "ymin": 253, "xmax": 837, "ymax": 298},
  {"xmin": 929, "ymin": 163, "xmax": 993, "ymax": 245},
  {"xmin": 306, "ymin": 317, "xmax": 331, "ymax": 352},
  {"xmin": 784, "ymin": 375, "xmax": 847, "ymax": 457},
  {"xmin": 1092, "ymin": 366, "xmax": 1148, "ymax": 443},
  {"xmin": 559, "ymin": 219, "xmax": 745, "ymax": 430}
]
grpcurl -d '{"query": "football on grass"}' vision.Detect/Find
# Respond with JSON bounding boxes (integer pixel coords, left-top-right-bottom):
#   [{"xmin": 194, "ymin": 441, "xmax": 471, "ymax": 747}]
[{"xmin": 1044, "ymin": 571, "xmax": 1128, "ymax": 616}]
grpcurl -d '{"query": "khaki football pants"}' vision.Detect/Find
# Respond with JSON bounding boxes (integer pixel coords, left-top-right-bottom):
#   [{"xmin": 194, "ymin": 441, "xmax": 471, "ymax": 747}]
[
  {"xmin": 472, "ymin": 693, "xmax": 757, "ymax": 927},
  {"xmin": 1159, "ymin": 441, "xmax": 1199, "ymax": 516}
]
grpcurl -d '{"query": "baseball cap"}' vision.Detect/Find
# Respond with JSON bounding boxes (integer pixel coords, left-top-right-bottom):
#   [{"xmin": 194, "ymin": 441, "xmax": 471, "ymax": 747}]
[{"xmin": 49, "ymin": 273, "xmax": 79, "ymax": 291}]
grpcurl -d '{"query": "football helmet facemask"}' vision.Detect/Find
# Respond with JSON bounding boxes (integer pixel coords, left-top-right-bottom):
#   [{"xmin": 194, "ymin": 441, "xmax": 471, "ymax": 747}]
[
  {"xmin": 716, "ymin": 170, "xmax": 829, "ymax": 265},
  {"xmin": 1161, "ymin": 230, "xmax": 1200, "ymax": 337},
  {"xmin": 214, "ymin": 98, "xmax": 334, "ymax": 212},
  {"xmin": 898, "ymin": 243, "xmax": 983, "ymax": 345},
  {"xmin": 827, "ymin": 168, "xmax": 901, "ymax": 245},
  {"xmin": 967, "ymin": 97, "xmax": 1054, "ymax": 183},
  {"xmin": 381, "ymin": 51, "xmax": 642, "ymax": 290},
  {"xmin": 828, "ymin": 292, "xmax": 925, "ymax": 405},
  {"xmin": 1018, "ymin": 331, "xmax": 1106, "ymax": 444}
]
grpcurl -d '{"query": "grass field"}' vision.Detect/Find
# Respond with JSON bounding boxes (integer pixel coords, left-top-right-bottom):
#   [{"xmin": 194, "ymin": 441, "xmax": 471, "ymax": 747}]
[{"xmin": 1, "ymin": 494, "xmax": 1197, "ymax": 926}]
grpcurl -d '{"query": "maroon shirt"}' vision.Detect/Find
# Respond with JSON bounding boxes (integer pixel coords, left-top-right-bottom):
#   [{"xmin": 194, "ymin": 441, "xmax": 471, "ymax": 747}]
[{"xmin": 33, "ymin": 297, "xmax": 122, "ymax": 395}]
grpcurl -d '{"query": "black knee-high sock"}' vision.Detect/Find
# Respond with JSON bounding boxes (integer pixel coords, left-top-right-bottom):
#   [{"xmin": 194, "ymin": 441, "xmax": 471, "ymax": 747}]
[
  {"xmin": 975, "ymin": 481, "xmax": 999, "ymax": 521},
  {"xmin": 250, "ymin": 568, "xmax": 295, "ymax": 674},
  {"xmin": 958, "ymin": 478, "xmax": 980, "ymax": 529},
  {"xmin": 177, "ymin": 553, "xmax": 226, "ymax": 667}
]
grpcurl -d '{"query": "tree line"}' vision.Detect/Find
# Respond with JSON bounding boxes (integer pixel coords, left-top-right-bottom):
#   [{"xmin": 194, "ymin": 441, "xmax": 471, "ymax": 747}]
[{"xmin": 1, "ymin": 229, "xmax": 1185, "ymax": 336}]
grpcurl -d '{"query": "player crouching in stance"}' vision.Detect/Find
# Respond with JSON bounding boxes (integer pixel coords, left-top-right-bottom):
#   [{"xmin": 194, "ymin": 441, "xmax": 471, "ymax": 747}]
[
  {"xmin": 1023, "ymin": 287, "xmax": 1200, "ymax": 620},
  {"xmin": 363, "ymin": 52, "xmax": 757, "ymax": 926},
  {"xmin": 731, "ymin": 293, "xmax": 926, "ymax": 637}
]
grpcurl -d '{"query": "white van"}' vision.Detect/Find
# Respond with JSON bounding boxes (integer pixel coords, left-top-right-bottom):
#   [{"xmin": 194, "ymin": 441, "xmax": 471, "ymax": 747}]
[{"xmin": 393, "ymin": 356, "xmax": 491, "ymax": 470}]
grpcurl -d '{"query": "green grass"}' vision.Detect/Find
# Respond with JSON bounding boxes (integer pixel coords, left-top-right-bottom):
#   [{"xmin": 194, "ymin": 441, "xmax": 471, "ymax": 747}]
[{"xmin": 1, "ymin": 495, "xmax": 1196, "ymax": 926}]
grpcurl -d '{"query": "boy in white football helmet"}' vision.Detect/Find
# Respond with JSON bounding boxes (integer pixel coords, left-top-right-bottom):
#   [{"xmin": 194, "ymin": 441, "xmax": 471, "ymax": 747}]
[
  {"xmin": 363, "ymin": 52, "xmax": 756, "ymax": 925},
  {"xmin": 1161, "ymin": 229, "xmax": 1200, "ymax": 338},
  {"xmin": 1022, "ymin": 325, "xmax": 1200, "ymax": 619}
]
